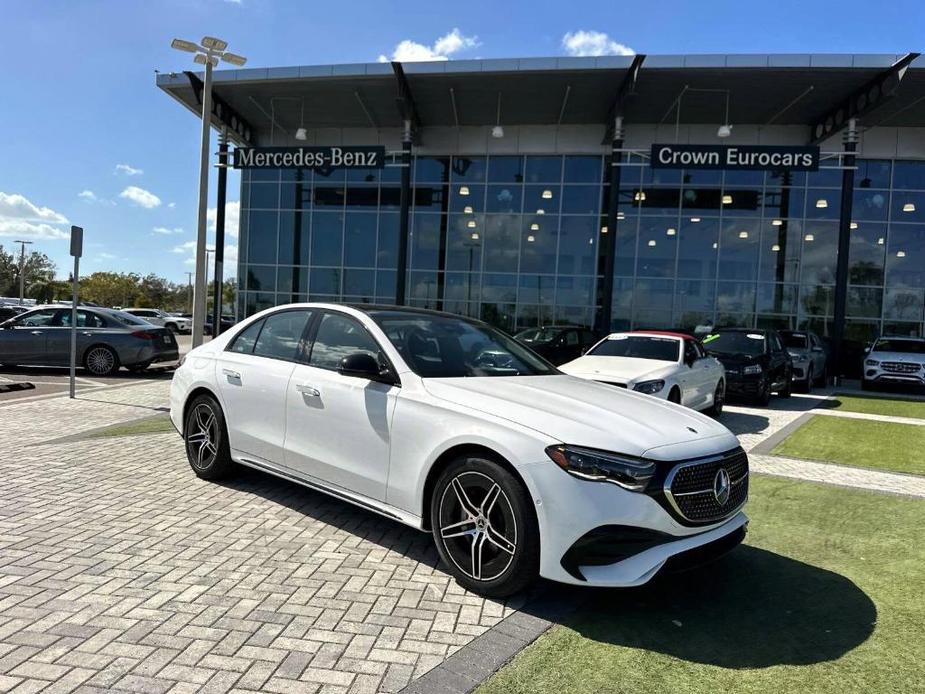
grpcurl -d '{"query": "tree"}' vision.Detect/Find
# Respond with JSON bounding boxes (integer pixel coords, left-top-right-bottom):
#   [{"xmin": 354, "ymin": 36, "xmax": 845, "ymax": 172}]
[
  {"xmin": 79, "ymin": 272, "xmax": 141, "ymax": 308},
  {"xmin": 27, "ymin": 278, "xmax": 69, "ymax": 303},
  {"xmin": 0, "ymin": 244, "xmax": 57, "ymax": 299}
]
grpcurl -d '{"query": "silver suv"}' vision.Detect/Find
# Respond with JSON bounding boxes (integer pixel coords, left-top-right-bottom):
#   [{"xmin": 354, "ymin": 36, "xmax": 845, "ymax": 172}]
[
  {"xmin": 863, "ymin": 336, "xmax": 925, "ymax": 391},
  {"xmin": 123, "ymin": 308, "xmax": 191, "ymax": 334}
]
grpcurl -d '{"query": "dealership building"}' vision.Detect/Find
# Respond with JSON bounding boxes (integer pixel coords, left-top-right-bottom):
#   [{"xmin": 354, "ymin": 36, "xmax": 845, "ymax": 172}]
[{"xmin": 158, "ymin": 52, "xmax": 925, "ymax": 371}]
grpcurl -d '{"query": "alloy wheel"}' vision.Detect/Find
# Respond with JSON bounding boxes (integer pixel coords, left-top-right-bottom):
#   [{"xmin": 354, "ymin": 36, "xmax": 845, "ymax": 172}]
[
  {"xmin": 713, "ymin": 382, "xmax": 725, "ymax": 414},
  {"xmin": 438, "ymin": 471, "xmax": 518, "ymax": 582},
  {"xmin": 85, "ymin": 347, "xmax": 115, "ymax": 375},
  {"xmin": 186, "ymin": 403, "xmax": 219, "ymax": 470}
]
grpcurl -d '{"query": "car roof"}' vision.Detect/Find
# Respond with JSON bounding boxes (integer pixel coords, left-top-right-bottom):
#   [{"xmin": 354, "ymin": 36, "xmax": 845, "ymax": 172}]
[
  {"xmin": 626, "ymin": 330, "xmax": 692, "ymax": 341},
  {"xmin": 876, "ymin": 335, "xmax": 925, "ymax": 341}
]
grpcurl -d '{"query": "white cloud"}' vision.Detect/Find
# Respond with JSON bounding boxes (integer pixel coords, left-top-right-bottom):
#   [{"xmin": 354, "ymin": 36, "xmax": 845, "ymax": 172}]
[
  {"xmin": 0, "ymin": 220, "xmax": 69, "ymax": 240},
  {"xmin": 378, "ymin": 28, "xmax": 479, "ymax": 63},
  {"xmin": 119, "ymin": 186, "xmax": 161, "ymax": 209},
  {"xmin": 78, "ymin": 190, "xmax": 97, "ymax": 201},
  {"xmin": 561, "ymin": 30, "xmax": 634, "ymax": 57},
  {"xmin": 153, "ymin": 226, "xmax": 184, "ymax": 235},
  {"xmin": 115, "ymin": 163, "xmax": 143, "ymax": 176},
  {"xmin": 0, "ymin": 191, "xmax": 68, "ymax": 224},
  {"xmin": 207, "ymin": 200, "xmax": 240, "ymax": 238},
  {"xmin": 171, "ymin": 238, "xmax": 237, "ymax": 277},
  {"xmin": 97, "ymin": 252, "xmax": 117, "ymax": 260},
  {"xmin": 168, "ymin": 202, "xmax": 176, "ymax": 209}
]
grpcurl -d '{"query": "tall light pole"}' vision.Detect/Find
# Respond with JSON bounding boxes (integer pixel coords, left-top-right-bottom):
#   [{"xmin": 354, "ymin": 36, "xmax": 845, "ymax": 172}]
[
  {"xmin": 13, "ymin": 240, "xmax": 33, "ymax": 305},
  {"xmin": 170, "ymin": 36, "xmax": 247, "ymax": 346}
]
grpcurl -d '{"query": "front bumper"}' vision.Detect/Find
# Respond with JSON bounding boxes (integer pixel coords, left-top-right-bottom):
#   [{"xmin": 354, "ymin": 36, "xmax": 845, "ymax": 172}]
[
  {"xmin": 864, "ymin": 368, "xmax": 925, "ymax": 387},
  {"xmin": 724, "ymin": 373, "xmax": 764, "ymax": 395},
  {"xmin": 522, "ymin": 458, "xmax": 748, "ymax": 587}
]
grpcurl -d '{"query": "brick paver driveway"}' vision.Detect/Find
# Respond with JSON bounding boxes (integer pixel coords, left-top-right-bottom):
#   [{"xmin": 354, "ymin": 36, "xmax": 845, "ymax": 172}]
[{"xmin": 0, "ymin": 383, "xmax": 521, "ymax": 693}]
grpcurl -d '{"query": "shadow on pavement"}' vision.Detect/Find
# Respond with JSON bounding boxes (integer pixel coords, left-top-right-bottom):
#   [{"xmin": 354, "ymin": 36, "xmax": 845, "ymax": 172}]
[
  {"xmin": 717, "ymin": 411, "xmax": 770, "ymax": 436},
  {"xmin": 523, "ymin": 545, "xmax": 876, "ymax": 669}
]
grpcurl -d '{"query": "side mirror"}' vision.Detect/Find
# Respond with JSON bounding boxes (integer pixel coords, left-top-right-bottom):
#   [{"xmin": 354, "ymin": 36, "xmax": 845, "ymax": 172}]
[{"xmin": 338, "ymin": 352, "xmax": 394, "ymax": 385}]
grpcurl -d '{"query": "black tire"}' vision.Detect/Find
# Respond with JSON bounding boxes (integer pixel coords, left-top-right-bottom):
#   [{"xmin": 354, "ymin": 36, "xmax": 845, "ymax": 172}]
[
  {"xmin": 165, "ymin": 323, "xmax": 178, "ymax": 333},
  {"xmin": 430, "ymin": 456, "xmax": 539, "ymax": 598},
  {"xmin": 802, "ymin": 366, "xmax": 814, "ymax": 393},
  {"xmin": 83, "ymin": 345, "xmax": 120, "ymax": 376},
  {"xmin": 126, "ymin": 362, "xmax": 151, "ymax": 374},
  {"xmin": 861, "ymin": 379, "xmax": 873, "ymax": 392},
  {"xmin": 707, "ymin": 380, "xmax": 725, "ymax": 417},
  {"xmin": 668, "ymin": 387, "xmax": 682, "ymax": 404},
  {"xmin": 754, "ymin": 378, "xmax": 772, "ymax": 406},
  {"xmin": 778, "ymin": 371, "xmax": 792, "ymax": 398},
  {"xmin": 183, "ymin": 394, "xmax": 234, "ymax": 480}
]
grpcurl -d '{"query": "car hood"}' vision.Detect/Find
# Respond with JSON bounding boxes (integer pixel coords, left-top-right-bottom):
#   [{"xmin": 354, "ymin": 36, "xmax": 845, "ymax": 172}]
[
  {"xmin": 787, "ymin": 348, "xmax": 810, "ymax": 359},
  {"xmin": 421, "ymin": 375, "xmax": 737, "ymax": 459},
  {"xmin": 558, "ymin": 356, "xmax": 676, "ymax": 383},
  {"xmin": 709, "ymin": 352, "xmax": 763, "ymax": 366},
  {"xmin": 870, "ymin": 350, "xmax": 925, "ymax": 364}
]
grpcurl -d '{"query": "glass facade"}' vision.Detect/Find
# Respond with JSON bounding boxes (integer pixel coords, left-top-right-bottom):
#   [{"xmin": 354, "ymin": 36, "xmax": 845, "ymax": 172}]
[{"xmin": 238, "ymin": 155, "xmax": 925, "ymax": 344}]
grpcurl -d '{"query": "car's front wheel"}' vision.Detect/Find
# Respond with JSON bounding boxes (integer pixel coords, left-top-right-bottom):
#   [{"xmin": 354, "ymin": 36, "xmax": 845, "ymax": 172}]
[
  {"xmin": 184, "ymin": 394, "xmax": 234, "ymax": 480},
  {"xmin": 430, "ymin": 456, "xmax": 539, "ymax": 597},
  {"xmin": 708, "ymin": 380, "xmax": 725, "ymax": 417}
]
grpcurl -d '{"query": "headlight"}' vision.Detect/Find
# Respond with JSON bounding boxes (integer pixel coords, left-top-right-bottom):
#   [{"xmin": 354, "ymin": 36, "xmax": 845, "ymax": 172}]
[
  {"xmin": 742, "ymin": 364, "xmax": 763, "ymax": 375},
  {"xmin": 791, "ymin": 353, "xmax": 808, "ymax": 363},
  {"xmin": 865, "ymin": 359, "xmax": 879, "ymax": 367},
  {"xmin": 633, "ymin": 379, "xmax": 665, "ymax": 395},
  {"xmin": 545, "ymin": 445, "xmax": 655, "ymax": 492}
]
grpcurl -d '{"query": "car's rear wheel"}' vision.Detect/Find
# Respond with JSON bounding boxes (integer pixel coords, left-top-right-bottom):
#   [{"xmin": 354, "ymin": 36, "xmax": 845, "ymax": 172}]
[
  {"xmin": 126, "ymin": 361, "xmax": 151, "ymax": 374},
  {"xmin": 184, "ymin": 394, "xmax": 234, "ymax": 480},
  {"xmin": 803, "ymin": 365, "xmax": 814, "ymax": 393},
  {"xmin": 754, "ymin": 377, "xmax": 772, "ymax": 406},
  {"xmin": 431, "ymin": 456, "xmax": 539, "ymax": 598},
  {"xmin": 708, "ymin": 380, "xmax": 725, "ymax": 417},
  {"xmin": 165, "ymin": 322, "xmax": 178, "ymax": 333},
  {"xmin": 84, "ymin": 345, "xmax": 119, "ymax": 376},
  {"xmin": 779, "ymin": 369, "xmax": 792, "ymax": 398}
]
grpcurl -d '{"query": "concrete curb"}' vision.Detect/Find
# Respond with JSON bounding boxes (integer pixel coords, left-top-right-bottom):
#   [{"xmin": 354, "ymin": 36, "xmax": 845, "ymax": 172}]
[
  {"xmin": 749, "ymin": 410, "xmax": 816, "ymax": 456},
  {"xmin": 0, "ymin": 382, "xmax": 35, "ymax": 394}
]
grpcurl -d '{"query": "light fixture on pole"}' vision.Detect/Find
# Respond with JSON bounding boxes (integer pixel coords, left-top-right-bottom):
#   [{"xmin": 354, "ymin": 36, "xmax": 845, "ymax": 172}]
[
  {"xmin": 295, "ymin": 98, "xmax": 308, "ymax": 141},
  {"xmin": 491, "ymin": 93, "xmax": 504, "ymax": 139},
  {"xmin": 717, "ymin": 91, "xmax": 732, "ymax": 137},
  {"xmin": 13, "ymin": 239, "xmax": 33, "ymax": 305},
  {"xmin": 170, "ymin": 35, "xmax": 247, "ymax": 348}
]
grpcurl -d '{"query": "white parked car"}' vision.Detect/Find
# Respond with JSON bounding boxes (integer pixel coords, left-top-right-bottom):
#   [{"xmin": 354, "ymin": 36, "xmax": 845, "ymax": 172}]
[
  {"xmin": 169, "ymin": 305, "xmax": 748, "ymax": 596},
  {"xmin": 123, "ymin": 308, "xmax": 191, "ymax": 334},
  {"xmin": 863, "ymin": 336, "xmax": 925, "ymax": 391},
  {"xmin": 559, "ymin": 331, "xmax": 726, "ymax": 415}
]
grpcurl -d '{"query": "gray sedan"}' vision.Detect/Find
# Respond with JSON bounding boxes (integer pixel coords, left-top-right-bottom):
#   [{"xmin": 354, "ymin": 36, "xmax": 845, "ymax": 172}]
[
  {"xmin": 780, "ymin": 329, "xmax": 828, "ymax": 391},
  {"xmin": 0, "ymin": 306, "xmax": 179, "ymax": 376}
]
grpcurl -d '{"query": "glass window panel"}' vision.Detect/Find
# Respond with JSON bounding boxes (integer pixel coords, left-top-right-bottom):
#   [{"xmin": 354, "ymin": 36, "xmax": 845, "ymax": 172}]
[
  {"xmin": 450, "ymin": 156, "xmax": 487, "ymax": 182},
  {"xmin": 246, "ymin": 266, "xmax": 276, "ymax": 291},
  {"xmin": 555, "ymin": 276, "xmax": 593, "ymax": 307},
  {"xmin": 415, "ymin": 156, "xmax": 450, "ymax": 183},
  {"xmin": 716, "ymin": 281, "xmax": 756, "ymax": 315},
  {"xmin": 886, "ymin": 225, "xmax": 925, "ymax": 288},
  {"xmin": 479, "ymin": 302, "xmax": 516, "ymax": 332},
  {"xmin": 718, "ymin": 219, "xmax": 759, "ymax": 281},
  {"xmin": 450, "ymin": 183, "xmax": 485, "ymax": 214},
  {"xmin": 344, "ymin": 213, "xmax": 377, "ymax": 267},
  {"xmin": 247, "ymin": 211, "xmax": 278, "ymax": 264},
  {"xmin": 520, "ymin": 215, "xmax": 558, "ymax": 274},
  {"xmin": 555, "ymin": 305, "xmax": 594, "ymax": 328},
  {"xmin": 723, "ymin": 170, "xmax": 764, "ymax": 188},
  {"xmin": 762, "ymin": 187, "xmax": 805, "ymax": 219},
  {"xmin": 310, "ymin": 212, "xmax": 344, "ymax": 266},
  {"xmin": 848, "ymin": 222, "xmax": 886, "ymax": 285},
  {"xmin": 484, "ymin": 215, "xmax": 520, "ymax": 273},
  {"xmin": 515, "ymin": 304, "xmax": 554, "ymax": 330},
  {"xmin": 309, "ymin": 268, "xmax": 341, "ymax": 295},
  {"xmin": 882, "ymin": 287, "xmax": 924, "ymax": 322},
  {"xmin": 559, "ymin": 216, "xmax": 597, "ymax": 275},
  {"xmin": 486, "ymin": 185, "xmax": 522, "ymax": 214},
  {"xmin": 343, "ymin": 269, "xmax": 375, "ymax": 299},
  {"xmin": 518, "ymin": 274, "xmax": 555, "ymax": 305},
  {"xmin": 313, "ymin": 181, "xmax": 346, "ymax": 208},
  {"xmin": 314, "ymin": 166, "xmax": 346, "ymax": 183},
  {"xmin": 277, "ymin": 211, "xmax": 298, "ymax": 265},
  {"xmin": 633, "ymin": 279, "xmax": 675, "ymax": 328},
  {"xmin": 250, "ymin": 168, "xmax": 279, "ymax": 183},
  {"xmin": 805, "ymin": 189, "xmax": 839, "ymax": 220},
  {"xmin": 345, "ymin": 185, "xmax": 379, "ymax": 208},
  {"xmin": 798, "ymin": 317, "xmax": 834, "ymax": 339},
  {"xmin": 881, "ymin": 321, "xmax": 923, "ymax": 337},
  {"xmin": 380, "ymin": 185, "xmax": 402, "ymax": 210},
  {"xmin": 229, "ymin": 319, "xmax": 263, "ymax": 354},
  {"xmin": 852, "ymin": 189, "xmax": 890, "ymax": 221},
  {"xmin": 856, "ymin": 160, "xmax": 892, "ymax": 189},
  {"xmin": 799, "ymin": 285, "xmax": 834, "ymax": 317},
  {"xmin": 244, "ymin": 292, "xmax": 276, "ymax": 317},
  {"xmin": 308, "ymin": 312, "xmax": 384, "ymax": 370},
  {"xmin": 410, "ymin": 214, "xmax": 442, "ymax": 271},
  {"xmin": 759, "ymin": 219, "xmax": 802, "ymax": 283},
  {"xmin": 637, "ymin": 216, "xmax": 678, "ymax": 278},
  {"xmin": 891, "ymin": 191, "xmax": 925, "ymax": 223},
  {"xmin": 482, "ymin": 274, "xmax": 517, "ymax": 303},
  {"xmin": 806, "ymin": 167, "xmax": 842, "ymax": 188},
  {"xmin": 524, "ymin": 156, "xmax": 562, "ymax": 184},
  {"xmin": 346, "ymin": 167, "xmax": 379, "ymax": 183},
  {"xmin": 444, "ymin": 273, "xmax": 481, "ymax": 303},
  {"xmin": 800, "ymin": 222, "xmax": 839, "ymax": 285},
  {"xmin": 677, "ymin": 218, "xmax": 718, "ymax": 280},
  {"xmin": 640, "ymin": 187, "xmax": 682, "ymax": 215},
  {"xmin": 614, "ymin": 217, "xmax": 638, "ymax": 276},
  {"xmin": 847, "ymin": 286, "xmax": 883, "ymax": 319},
  {"xmin": 564, "ymin": 156, "xmax": 602, "ymax": 183},
  {"xmin": 377, "ymin": 214, "xmax": 399, "ymax": 269},
  {"xmin": 719, "ymin": 188, "xmax": 761, "ymax": 216},
  {"xmin": 414, "ymin": 185, "xmax": 449, "ymax": 212},
  {"xmin": 681, "ymin": 169, "xmax": 722, "ymax": 186},
  {"xmin": 561, "ymin": 186, "xmax": 600, "ymax": 215},
  {"xmin": 252, "ymin": 310, "xmax": 312, "ymax": 361},
  {"xmin": 892, "ymin": 161, "xmax": 925, "ymax": 190},
  {"xmin": 248, "ymin": 183, "xmax": 280, "ymax": 209},
  {"xmin": 446, "ymin": 215, "xmax": 484, "ymax": 272},
  {"xmin": 756, "ymin": 315, "xmax": 795, "ymax": 330},
  {"xmin": 642, "ymin": 166, "xmax": 682, "ymax": 186},
  {"xmin": 380, "ymin": 164, "xmax": 401, "ymax": 184},
  {"xmin": 675, "ymin": 280, "xmax": 715, "ymax": 327},
  {"xmin": 766, "ymin": 170, "xmax": 805, "ymax": 189},
  {"xmin": 524, "ymin": 185, "xmax": 560, "ymax": 216},
  {"xmin": 756, "ymin": 283, "xmax": 798, "ymax": 314},
  {"xmin": 681, "ymin": 187, "xmax": 721, "ymax": 213},
  {"xmin": 487, "ymin": 156, "xmax": 524, "ymax": 183},
  {"xmin": 280, "ymin": 176, "xmax": 311, "ymax": 210},
  {"xmin": 409, "ymin": 271, "xmax": 439, "ymax": 306},
  {"xmin": 376, "ymin": 270, "xmax": 397, "ymax": 302},
  {"xmin": 276, "ymin": 266, "xmax": 296, "ymax": 294}
]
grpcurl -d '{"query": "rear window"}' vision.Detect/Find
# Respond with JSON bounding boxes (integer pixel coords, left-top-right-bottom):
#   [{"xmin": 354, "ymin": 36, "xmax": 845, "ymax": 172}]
[
  {"xmin": 109, "ymin": 311, "xmax": 148, "ymax": 326},
  {"xmin": 873, "ymin": 339, "xmax": 925, "ymax": 354},
  {"xmin": 588, "ymin": 335, "xmax": 680, "ymax": 361},
  {"xmin": 781, "ymin": 333, "xmax": 808, "ymax": 349}
]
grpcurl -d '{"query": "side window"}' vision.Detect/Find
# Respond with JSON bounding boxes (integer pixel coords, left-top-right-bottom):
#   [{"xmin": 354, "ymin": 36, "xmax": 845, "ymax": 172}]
[
  {"xmin": 228, "ymin": 319, "xmax": 265, "ymax": 354},
  {"xmin": 309, "ymin": 313, "xmax": 385, "ymax": 371},
  {"xmin": 581, "ymin": 330, "xmax": 596, "ymax": 345},
  {"xmin": 684, "ymin": 340, "xmax": 698, "ymax": 364},
  {"xmin": 564, "ymin": 330, "xmax": 579, "ymax": 346},
  {"xmin": 59, "ymin": 310, "xmax": 106, "ymax": 328},
  {"xmin": 770, "ymin": 334, "xmax": 783, "ymax": 353},
  {"xmin": 691, "ymin": 341, "xmax": 706, "ymax": 359},
  {"xmin": 252, "ymin": 311, "xmax": 313, "ymax": 361},
  {"xmin": 15, "ymin": 309, "xmax": 57, "ymax": 327}
]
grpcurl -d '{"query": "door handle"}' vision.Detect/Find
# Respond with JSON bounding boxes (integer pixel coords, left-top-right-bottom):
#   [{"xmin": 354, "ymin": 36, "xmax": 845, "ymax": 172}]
[
  {"xmin": 31, "ymin": 330, "xmax": 43, "ymax": 335},
  {"xmin": 222, "ymin": 368, "xmax": 241, "ymax": 380},
  {"xmin": 296, "ymin": 383, "xmax": 320, "ymax": 397}
]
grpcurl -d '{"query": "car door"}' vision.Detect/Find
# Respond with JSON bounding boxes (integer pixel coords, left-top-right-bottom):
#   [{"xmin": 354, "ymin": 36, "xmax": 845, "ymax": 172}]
[
  {"xmin": 284, "ymin": 310, "xmax": 399, "ymax": 501},
  {"xmin": 677, "ymin": 339, "xmax": 702, "ymax": 407},
  {"xmin": 810, "ymin": 333, "xmax": 826, "ymax": 379},
  {"xmin": 768, "ymin": 332, "xmax": 788, "ymax": 387},
  {"xmin": 214, "ymin": 309, "xmax": 314, "ymax": 464},
  {"xmin": 692, "ymin": 340, "xmax": 720, "ymax": 405},
  {"xmin": 47, "ymin": 309, "xmax": 108, "ymax": 364},
  {"xmin": 0, "ymin": 308, "xmax": 58, "ymax": 364}
]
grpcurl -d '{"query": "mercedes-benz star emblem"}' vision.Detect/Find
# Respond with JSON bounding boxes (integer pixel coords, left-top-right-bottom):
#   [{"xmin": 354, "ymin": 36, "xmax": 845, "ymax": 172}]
[{"xmin": 713, "ymin": 468, "xmax": 731, "ymax": 505}]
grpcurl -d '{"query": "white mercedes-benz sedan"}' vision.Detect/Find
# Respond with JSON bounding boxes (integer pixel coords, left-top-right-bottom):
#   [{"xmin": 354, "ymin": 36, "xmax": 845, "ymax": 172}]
[
  {"xmin": 169, "ymin": 304, "xmax": 748, "ymax": 596},
  {"xmin": 559, "ymin": 331, "xmax": 727, "ymax": 415}
]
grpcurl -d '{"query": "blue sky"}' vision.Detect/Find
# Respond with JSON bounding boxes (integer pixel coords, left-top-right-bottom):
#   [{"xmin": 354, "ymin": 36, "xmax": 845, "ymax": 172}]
[{"xmin": 1, "ymin": 0, "xmax": 922, "ymax": 282}]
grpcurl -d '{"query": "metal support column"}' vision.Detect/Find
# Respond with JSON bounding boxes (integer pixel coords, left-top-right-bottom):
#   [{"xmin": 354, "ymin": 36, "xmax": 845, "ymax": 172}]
[
  {"xmin": 596, "ymin": 116, "xmax": 624, "ymax": 335},
  {"xmin": 191, "ymin": 59, "xmax": 213, "ymax": 348},
  {"xmin": 831, "ymin": 118, "xmax": 858, "ymax": 384},
  {"xmin": 395, "ymin": 119, "xmax": 412, "ymax": 305},
  {"xmin": 212, "ymin": 128, "xmax": 228, "ymax": 337}
]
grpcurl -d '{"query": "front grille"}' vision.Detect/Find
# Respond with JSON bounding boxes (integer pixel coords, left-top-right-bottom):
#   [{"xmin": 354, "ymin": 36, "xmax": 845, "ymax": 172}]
[
  {"xmin": 882, "ymin": 361, "xmax": 921, "ymax": 374},
  {"xmin": 665, "ymin": 449, "xmax": 748, "ymax": 523}
]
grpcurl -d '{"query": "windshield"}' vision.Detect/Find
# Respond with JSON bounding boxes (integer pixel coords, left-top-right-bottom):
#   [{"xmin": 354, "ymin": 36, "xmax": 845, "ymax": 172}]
[
  {"xmin": 781, "ymin": 333, "xmax": 808, "ymax": 349},
  {"xmin": 873, "ymin": 339, "xmax": 925, "ymax": 354},
  {"xmin": 589, "ymin": 335, "xmax": 680, "ymax": 361},
  {"xmin": 703, "ymin": 331, "xmax": 766, "ymax": 356},
  {"xmin": 109, "ymin": 311, "xmax": 148, "ymax": 327},
  {"xmin": 514, "ymin": 327, "xmax": 560, "ymax": 344},
  {"xmin": 372, "ymin": 312, "xmax": 558, "ymax": 378}
]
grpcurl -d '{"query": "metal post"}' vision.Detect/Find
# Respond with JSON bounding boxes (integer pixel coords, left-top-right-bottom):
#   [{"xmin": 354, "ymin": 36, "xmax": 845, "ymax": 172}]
[
  {"xmin": 191, "ymin": 58, "xmax": 213, "ymax": 347},
  {"xmin": 213, "ymin": 128, "xmax": 228, "ymax": 337},
  {"xmin": 395, "ymin": 120, "xmax": 412, "ymax": 305},
  {"xmin": 831, "ymin": 118, "xmax": 858, "ymax": 385},
  {"xmin": 69, "ymin": 257, "xmax": 79, "ymax": 398},
  {"xmin": 596, "ymin": 116, "xmax": 624, "ymax": 335},
  {"xmin": 185, "ymin": 271, "xmax": 193, "ymax": 313}
]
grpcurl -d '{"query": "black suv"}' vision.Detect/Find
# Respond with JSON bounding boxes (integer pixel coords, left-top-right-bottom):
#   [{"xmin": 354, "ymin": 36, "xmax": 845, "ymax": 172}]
[
  {"xmin": 513, "ymin": 325, "xmax": 598, "ymax": 365},
  {"xmin": 702, "ymin": 328, "xmax": 793, "ymax": 405}
]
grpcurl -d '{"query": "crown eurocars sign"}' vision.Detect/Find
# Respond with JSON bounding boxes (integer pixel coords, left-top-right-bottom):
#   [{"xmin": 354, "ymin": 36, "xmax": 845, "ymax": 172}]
[
  {"xmin": 232, "ymin": 146, "xmax": 386, "ymax": 170},
  {"xmin": 651, "ymin": 144, "xmax": 820, "ymax": 171}
]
